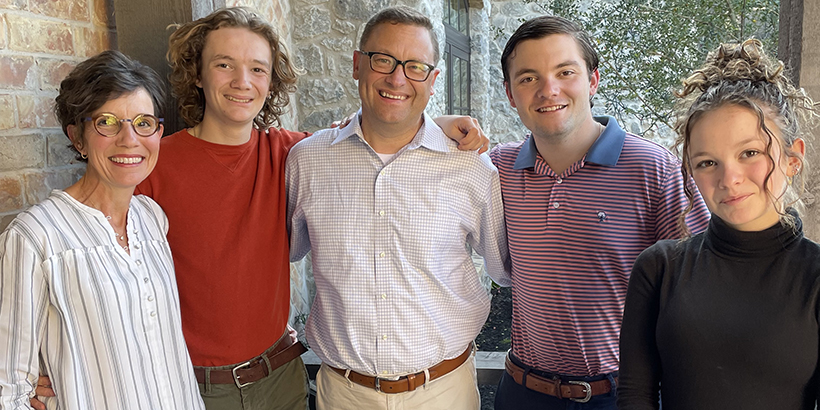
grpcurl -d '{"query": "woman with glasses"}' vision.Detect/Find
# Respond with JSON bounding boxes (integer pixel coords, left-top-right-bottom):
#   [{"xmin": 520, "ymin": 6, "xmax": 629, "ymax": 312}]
[{"xmin": 0, "ymin": 50, "xmax": 205, "ymax": 410}]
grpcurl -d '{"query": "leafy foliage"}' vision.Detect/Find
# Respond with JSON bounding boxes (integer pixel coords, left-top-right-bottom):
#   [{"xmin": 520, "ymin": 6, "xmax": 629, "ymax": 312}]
[{"xmin": 523, "ymin": 0, "xmax": 780, "ymax": 137}]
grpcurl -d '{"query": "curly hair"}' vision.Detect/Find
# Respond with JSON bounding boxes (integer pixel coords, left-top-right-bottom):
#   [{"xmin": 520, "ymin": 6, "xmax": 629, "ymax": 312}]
[
  {"xmin": 674, "ymin": 39, "xmax": 819, "ymax": 235},
  {"xmin": 55, "ymin": 50, "xmax": 166, "ymax": 162},
  {"xmin": 167, "ymin": 7, "xmax": 298, "ymax": 129}
]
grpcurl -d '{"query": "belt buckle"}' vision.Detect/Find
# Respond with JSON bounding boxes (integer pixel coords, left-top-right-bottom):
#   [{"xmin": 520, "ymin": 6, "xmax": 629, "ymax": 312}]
[
  {"xmin": 568, "ymin": 380, "xmax": 592, "ymax": 403},
  {"xmin": 374, "ymin": 376, "xmax": 382, "ymax": 392},
  {"xmin": 231, "ymin": 361, "xmax": 254, "ymax": 389}
]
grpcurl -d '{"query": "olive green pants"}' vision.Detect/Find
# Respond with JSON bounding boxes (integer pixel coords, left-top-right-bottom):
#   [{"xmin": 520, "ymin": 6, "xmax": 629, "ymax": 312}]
[{"xmin": 198, "ymin": 356, "xmax": 309, "ymax": 410}]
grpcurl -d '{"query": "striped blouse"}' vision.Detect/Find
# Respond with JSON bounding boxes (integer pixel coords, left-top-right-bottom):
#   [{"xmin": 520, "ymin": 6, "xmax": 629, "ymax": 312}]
[{"xmin": 0, "ymin": 190, "xmax": 204, "ymax": 410}]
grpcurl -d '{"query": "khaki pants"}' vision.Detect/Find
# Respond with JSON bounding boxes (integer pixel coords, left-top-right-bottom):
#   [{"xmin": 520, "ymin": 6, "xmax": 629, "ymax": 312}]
[
  {"xmin": 316, "ymin": 356, "xmax": 480, "ymax": 410},
  {"xmin": 198, "ymin": 356, "xmax": 309, "ymax": 410}
]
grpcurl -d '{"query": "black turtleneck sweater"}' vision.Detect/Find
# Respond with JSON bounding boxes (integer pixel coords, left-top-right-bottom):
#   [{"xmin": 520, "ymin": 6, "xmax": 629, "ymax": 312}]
[{"xmin": 618, "ymin": 212, "xmax": 820, "ymax": 410}]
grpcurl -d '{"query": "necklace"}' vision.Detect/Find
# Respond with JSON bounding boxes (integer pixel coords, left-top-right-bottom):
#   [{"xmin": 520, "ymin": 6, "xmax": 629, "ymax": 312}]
[{"xmin": 105, "ymin": 215, "xmax": 130, "ymax": 252}]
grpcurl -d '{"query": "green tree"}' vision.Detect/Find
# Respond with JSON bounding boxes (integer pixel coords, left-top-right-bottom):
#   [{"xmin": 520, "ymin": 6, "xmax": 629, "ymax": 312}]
[{"xmin": 525, "ymin": 0, "xmax": 780, "ymax": 137}]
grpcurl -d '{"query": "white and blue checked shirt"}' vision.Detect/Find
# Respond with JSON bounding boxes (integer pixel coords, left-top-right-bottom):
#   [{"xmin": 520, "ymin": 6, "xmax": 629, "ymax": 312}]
[
  {"xmin": 287, "ymin": 112, "xmax": 511, "ymax": 377},
  {"xmin": 0, "ymin": 191, "xmax": 204, "ymax": 410}
]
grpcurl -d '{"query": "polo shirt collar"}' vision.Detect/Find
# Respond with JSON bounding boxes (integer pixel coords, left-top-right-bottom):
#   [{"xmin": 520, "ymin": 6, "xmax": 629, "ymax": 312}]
[
  {"xmin": 513, "ymin": 115, "xmax": 626, "ymax": 170},
  {"xmin": 331, "ymin": 110, "xmax": 449, "ymax": 153}
]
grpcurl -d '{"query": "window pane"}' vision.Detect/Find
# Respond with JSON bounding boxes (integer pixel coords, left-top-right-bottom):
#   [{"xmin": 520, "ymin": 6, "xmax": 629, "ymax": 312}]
[
  {"xmin": 458, "ymin": 0, "xmax": 468, "ymax": 34},
  {"xmin": 459, "ymin": 58, "xmax": 469, "ymax": 110},
  {"xmin": 454, "ymin": 57, "xmax": 462, "ymax": 108},
  {"xmin": 444, "ymin": 50, "xmax": 451, "ymax": 113},
  {"xmin": 449, "ymin": 0, "xmax": 459, "ymax": 28}
]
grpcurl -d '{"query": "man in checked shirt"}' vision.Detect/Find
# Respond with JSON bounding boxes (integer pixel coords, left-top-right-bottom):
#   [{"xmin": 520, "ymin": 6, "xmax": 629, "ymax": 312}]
[{"xmin": 286, "ymin": 6, "xmax": 511, "ymax": 410}]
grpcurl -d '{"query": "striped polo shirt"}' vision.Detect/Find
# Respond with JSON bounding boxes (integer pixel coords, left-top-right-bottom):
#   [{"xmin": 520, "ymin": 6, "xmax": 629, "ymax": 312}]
[{"xmin": 489, "ymin": 116, "xmax": 710, "ymax": 376}]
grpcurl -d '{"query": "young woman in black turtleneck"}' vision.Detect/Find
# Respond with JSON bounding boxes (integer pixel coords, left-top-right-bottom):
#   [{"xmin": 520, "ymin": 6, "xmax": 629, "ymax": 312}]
[{"xmin": 618, "ymin": 39, "xmax": 820, "ymax": 410}]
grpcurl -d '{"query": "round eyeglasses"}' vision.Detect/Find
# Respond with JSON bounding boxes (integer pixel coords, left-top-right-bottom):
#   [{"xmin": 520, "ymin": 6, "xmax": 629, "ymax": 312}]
[
  {"xmin": 359, "ymin": 51, "xmax": 436, "ymax": 82},
  {"xmin": 83, "ymin": 113, "xmax": 164, "ymax": 137}
]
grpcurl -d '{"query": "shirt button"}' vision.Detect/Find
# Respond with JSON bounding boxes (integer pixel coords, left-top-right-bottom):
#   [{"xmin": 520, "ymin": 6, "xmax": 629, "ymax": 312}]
[
  {"xmin": 382, "ymin": 370, "xmax": 388, "ymax": 375},
  {"xmin": 379, "ymin": 252, "xmax": 385, "ymax": 258},
  {"xmin": 147, "ymin": 295, "xmax": 154, "ymax": 302},
  {"xmin": 133, "ymin": 244, "xmax": 141, "ymax": 250},
  {"xmin": 556, "ymin": 178, "xmax": 563, "ymax": 184},
  {"xmin": 382, "ymin": 335, "xmax": 388, "ymax": 340},
  {"xmin": 135, "ymin": 260, "xmax": 142, "ymax": 266},
  {"xmin": 150, "ymin": 311, "xmax": 156, "ymax": 317},
  {"xmin": 381, "ymin": 294, "xmax": 387, "ymax": 299},
  {"xmin": 553, "ymin": 202, "xmax": 560, "ymax": 209},
  {"xmin": 143, "ymin": 277, "xmax": 149, "ymax": 283},
  {"xmin": 378, "ymin": 210, "xmax": 385, "ymax": 216},
  {"xmin": 380, "ymin": 170, "xmax": 386, "ymax": 176}
]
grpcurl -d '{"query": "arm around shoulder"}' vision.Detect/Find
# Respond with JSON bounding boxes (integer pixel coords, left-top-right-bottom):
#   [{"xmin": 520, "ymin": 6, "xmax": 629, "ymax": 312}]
[{"xmin": 273, "ymin": 127, "xmax": 312, "ymax": 152}]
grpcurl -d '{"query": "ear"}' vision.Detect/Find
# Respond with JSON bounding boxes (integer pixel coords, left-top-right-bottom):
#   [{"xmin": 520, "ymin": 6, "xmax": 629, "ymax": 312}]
[
  {"xmin": 588, "ymin": 68, "xmax": 600, "ymax": 97},
  {"xmin": 67, "ymin": 124, "xmax": 84, "ymax": 152},
  {"xmin": 787, "ymin": 138, "xmax": 806, "ymax": 176},
  {"xmin": 352, "ymin": 50, "xmax": 362, "ymax": 81},
  {"xmin": 428, "ymin": 68, "xmax": 441, "ymax": 96},
  {"xmin": 504, "ymin": 81, "xmax": 517, "ymax": 108}
]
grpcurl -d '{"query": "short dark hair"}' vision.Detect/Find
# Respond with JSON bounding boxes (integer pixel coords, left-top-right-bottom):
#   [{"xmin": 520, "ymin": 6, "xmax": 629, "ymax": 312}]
[
  {"xmin": 359, "ymin": 5, "xmax": 440, "ymax": 64},
  {"xmin": 501, "ymin": 15, "xmax": 599, "ymax": 83},
  {"xmin": 55, "ymin": 50, "xmax": 165, "ymax": 162}
]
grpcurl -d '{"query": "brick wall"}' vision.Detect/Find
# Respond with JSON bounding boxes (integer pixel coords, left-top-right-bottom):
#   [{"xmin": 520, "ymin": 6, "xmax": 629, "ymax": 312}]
[{"xmin": 0, "ymin": 0, "xmax": 115, "ymax": 230}]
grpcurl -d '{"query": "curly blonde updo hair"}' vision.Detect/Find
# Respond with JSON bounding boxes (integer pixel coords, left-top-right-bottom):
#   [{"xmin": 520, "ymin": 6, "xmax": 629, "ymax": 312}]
[
  {"xmin": 674, "ymin": 39, "xmax": 819, "ymax": 234},
  {"xmin": 167, "ymin": 7, "xmax": 298, "ymax": 129}
]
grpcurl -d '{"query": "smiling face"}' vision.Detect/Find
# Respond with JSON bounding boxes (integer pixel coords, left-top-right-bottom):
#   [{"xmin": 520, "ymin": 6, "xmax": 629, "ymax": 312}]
[
  {"xmin": 69, "ymin": 88, "xmax": 162, "ymax": 191},
  {"xmin": 353, "ymin": 22, "xmax": 440, "ymax": 137},
  {"xmin": 504, "ymin": 34, "xmax": 599, "ymax": 143},
  {"xmin": 197, "ymin": 26, "xmax": 273, "ymax": 129},
  {"xmin": 688, "ymin": 104, "xmax": 804, "ymax": 231}
]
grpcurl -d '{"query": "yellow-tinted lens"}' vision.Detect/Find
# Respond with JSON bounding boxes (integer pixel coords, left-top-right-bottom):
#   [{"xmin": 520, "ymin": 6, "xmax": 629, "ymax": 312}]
[
  {"xmin": 132, "ymin": 115, "xmax": 158, "ymax": 136},
  {"xmin": 95, "ymin": 114, "xmax": 120, "ymax": 136}
]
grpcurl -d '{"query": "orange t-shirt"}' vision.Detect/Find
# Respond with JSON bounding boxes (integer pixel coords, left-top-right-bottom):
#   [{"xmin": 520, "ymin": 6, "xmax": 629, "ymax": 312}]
[{"xmin": 136, "ymin": 127, "xmax": 309, "ymax": 366}]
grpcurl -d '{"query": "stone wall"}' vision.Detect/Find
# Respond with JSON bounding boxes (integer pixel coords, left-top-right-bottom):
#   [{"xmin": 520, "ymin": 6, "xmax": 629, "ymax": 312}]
[
  {"xmin": 799, "ymin": 0, "xmax": 819, "ymax": 240},
  {"xmin": 0, "ymin": 0, "xmax": 115, "ymax": 230}
]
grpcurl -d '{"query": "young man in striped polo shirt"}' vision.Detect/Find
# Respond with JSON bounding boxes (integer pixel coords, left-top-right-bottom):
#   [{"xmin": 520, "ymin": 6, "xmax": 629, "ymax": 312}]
[{"xmin": 489, "ymin": 16, "xmax": 710, "ymax": 409}]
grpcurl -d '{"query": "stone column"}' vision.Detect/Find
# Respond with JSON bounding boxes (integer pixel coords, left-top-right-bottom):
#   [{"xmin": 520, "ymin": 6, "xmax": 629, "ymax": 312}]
[
  {"xmin": 799, "ymin": 0, "xmax": 820, "ymax": 241},
  {"xmin": 780, "ymin": 0, "xmax": 820, "ymax": 240}
]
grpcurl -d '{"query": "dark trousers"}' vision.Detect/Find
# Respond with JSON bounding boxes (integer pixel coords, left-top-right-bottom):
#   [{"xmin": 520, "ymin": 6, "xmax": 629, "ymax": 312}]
[{"xmin": 494, "ymin": 353, "xmax": 617, "ymax": 410}]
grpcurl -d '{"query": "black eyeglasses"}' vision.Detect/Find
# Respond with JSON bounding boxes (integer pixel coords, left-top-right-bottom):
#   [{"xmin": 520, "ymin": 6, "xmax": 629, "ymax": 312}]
[
  {"xmin": 83, "ymin": 113, "xmax": 163, "ymax": 137},
  {"xmin": 359, "ymin": 51, "xmax": 436, "ymax": 82}
]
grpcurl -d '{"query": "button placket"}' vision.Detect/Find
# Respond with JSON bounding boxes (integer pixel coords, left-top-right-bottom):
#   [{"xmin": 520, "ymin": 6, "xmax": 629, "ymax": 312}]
[{"xmin": 374, "ymin": 162, "xmax": 392, "ymax": 374}]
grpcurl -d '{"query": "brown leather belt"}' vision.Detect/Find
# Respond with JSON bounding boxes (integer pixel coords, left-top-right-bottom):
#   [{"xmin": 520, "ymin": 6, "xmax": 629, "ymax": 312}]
[
  {"xmin": 329, "ymin": 345, "xmax": 473, "ymax": 394},
  {"xmin": 504, "ymin": 353, "xmax": 617, "ymax": 403},
  {"xmin": 194, "ymin": 332, "xmax": 307, "ymax": 388}
]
